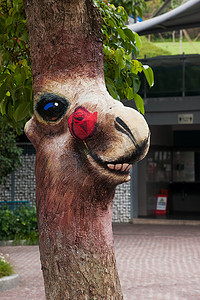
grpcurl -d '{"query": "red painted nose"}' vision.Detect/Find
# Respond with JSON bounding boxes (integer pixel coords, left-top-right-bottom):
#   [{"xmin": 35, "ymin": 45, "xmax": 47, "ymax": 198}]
[{"xmin": 68, "ymin": 107, "xmax": 98, "ymax": 140}]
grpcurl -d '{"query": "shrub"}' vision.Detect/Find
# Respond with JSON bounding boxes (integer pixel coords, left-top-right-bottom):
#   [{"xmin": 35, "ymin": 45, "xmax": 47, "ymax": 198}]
[
  {"xmin": 0, "ymin": 253, "xmax": 14, "ymax": 278},
  {"xmin": 0, "ymin": 205, "xmax": 38, "ymax": 244}
]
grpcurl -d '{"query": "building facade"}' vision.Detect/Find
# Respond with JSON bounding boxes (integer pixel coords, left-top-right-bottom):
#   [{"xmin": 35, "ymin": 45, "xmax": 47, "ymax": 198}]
[{"xmin": 126, "ymin": 54, "xmax": 200, "ymax": 220}]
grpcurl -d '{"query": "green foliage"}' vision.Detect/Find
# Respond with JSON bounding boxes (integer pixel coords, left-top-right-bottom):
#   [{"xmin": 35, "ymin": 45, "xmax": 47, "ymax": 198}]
[
  {"xmin": 95, "ymin": 1, "xmax": 154, "ymax": 113},
  {"xmin": 145, "ymin": 0, "xmax": 163, "ymax": 18},
  {"xmin": 108, "ymin": 0, "xmax": 146, "ymax": 19},
  {"xmin": 0, "ymin": 205, "xmax": 38, "ymax": 244},
  {"xmin": 0, "ymin": 254, "xmax": 14, "ymax": 278},
  {"xmin": 0, "ymin": 0, "xmax": 33, "ymax": 134},
  {"xmin": 0, "ymin": 115, "xmax": 23, "ymax": 184}
]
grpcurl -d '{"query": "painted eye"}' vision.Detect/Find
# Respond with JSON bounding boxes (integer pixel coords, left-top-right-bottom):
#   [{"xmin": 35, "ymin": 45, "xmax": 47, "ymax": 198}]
[{"xmin": 35, "ymin": 93, "xmax": 69, "ymax": 122}]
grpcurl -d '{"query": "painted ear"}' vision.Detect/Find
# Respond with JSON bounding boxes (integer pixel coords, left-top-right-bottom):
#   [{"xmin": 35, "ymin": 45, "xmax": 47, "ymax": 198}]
[{"xmin": 68, "ymin": 107, "xmax": 98, "ymax": 140}]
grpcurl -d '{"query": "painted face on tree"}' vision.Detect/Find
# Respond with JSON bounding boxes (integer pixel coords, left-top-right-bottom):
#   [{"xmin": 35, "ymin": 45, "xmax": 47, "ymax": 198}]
[{"xmin": 25, "ymin": 78, "xmax": 150, "ymax": 186}]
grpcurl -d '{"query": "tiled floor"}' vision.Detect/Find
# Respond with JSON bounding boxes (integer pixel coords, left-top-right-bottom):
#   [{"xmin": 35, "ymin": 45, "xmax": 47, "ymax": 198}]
[{"xmin": 1, "ymin": 223, "xmax": 200, "ymax": 300}]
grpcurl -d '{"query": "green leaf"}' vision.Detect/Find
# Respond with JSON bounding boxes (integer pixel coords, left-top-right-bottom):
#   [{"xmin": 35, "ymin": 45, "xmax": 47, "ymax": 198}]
[
  {"xmin": 7, "ymin": 64, "xmax": 15, "ymax": 72},
  {"xmin": 119, "ymin": 58, "xmax": 126, "ymax": 69},
  {"xmin": 0, "ymin": 99, "xmax": 8, "ymax": 115},
  {"xmin": 105, "ymin": 77, "xmax": 115, "ymax": 87},
  {"xmin": 114, "ymin": 76, "xmax": 123, "ymax": 88},
  {"xmin": 13, "ymin": 102, "xmax": 30, "ymax": 122},
  {"xmin": 1, "ymin": 52, "xmax": 11, "ymax": 63},
  {"xmin": 106, "ymin": 83, "xmax": 120, "ymax": 100},
  {"xmin": 14, "ymin": 73, "xmax": 22, "ymax": 86},
  {"xmin": 131, "ymin": 74, "xmax": 141, "ymax": 94},
  {"xmin": 19, "ymin": 32, "xmax": 28, "ymax": 42},
  {"xmin": 126, "ymin": 87, "xmax": 134, "ymax": 100},
  {"xmin": 126, "ymin": 76, "xmax": 132, "ymax": 87},
  {"xmin": 11, "ymin": 88, "xmax": 18, "ymax": 102},
  {"xmin": 5, "ymin": 17, "xmax": 13, "ymax": 27},
  {"xmin": 24, "ymin": 86, "xmax": 33, "ymax": 102},
  {"xmin": 134, "ymin": 32, "xmax": 142, "ymax": 50},
  {"xmin": 106, "ymin": 18, "xmax": 116, "ymax": 27},
  {"xmin": 133, "ymin": 94, "xmax": 145, "ymax": 115},
  {"xmin": 123, "ymin": 28, "xmax": 136, "ymax": 44},
  {"xmin": 0, "ymin": 74, "xmax": 9, "ymax": 82},
  {"xmin": 103, "ymin": 45, "xmax": 111, "ymax": 56},
  {"xmin": 115, "ymin": 48, "xmax": 124, "ymax": 64},
  {"xmin": 131, "ymin": 60, "xmax": 143, "ymax": 74},
  {"xmin": 7, "ymin": 102, "xmax": 14, "ymax": 118},
  {"xmin": 142, "ymin": 65, "xmax": 154, "ymax": 87},
  {"xmin": 0, "ymin": 81, "xmax": 8, "ymax": 101},
  {"xmin": 114, "ymin": 64, "xmax": 120, "ymax": 79},
  {"xmin": 116, "ymin": 28, "xmax": 126, "ymax": 40}
]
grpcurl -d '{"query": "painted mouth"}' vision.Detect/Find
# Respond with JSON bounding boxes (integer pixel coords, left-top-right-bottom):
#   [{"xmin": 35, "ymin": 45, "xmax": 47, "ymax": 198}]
[
  {"xmin": 86, "ymin": 146, "xmax": 135, "ymax": 177},
  {"xmin": 107, "ymin": 163, "xmax": 132, "ymax": 173},
  {"xmin": 84, "ymin": 135, "xmax": 149, "ymax": 177}
]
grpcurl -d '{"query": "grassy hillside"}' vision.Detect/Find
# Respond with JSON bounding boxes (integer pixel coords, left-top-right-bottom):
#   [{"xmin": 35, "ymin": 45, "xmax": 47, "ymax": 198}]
[
  {"xmin": 138, "ymin": 37, "xmax": 171, "ymax": 59},
  {"xmin": 138, "ymin": 37, "xmax": 200, "ymax": 58},
  {"xmin": 153, "ymin": 41, "xmax": 200, "ymax": 55}
]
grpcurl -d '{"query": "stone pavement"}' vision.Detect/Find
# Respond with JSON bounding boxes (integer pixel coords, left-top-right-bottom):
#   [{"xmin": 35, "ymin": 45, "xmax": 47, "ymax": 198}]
[{"xmin": 0, "ymin": 223, "xmax": 200, "ymax": 300}]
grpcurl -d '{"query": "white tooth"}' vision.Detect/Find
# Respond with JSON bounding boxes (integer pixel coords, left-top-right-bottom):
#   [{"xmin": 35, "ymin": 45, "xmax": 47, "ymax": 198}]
[
  {"xmin": 115, "ymin": 164, "xmax": 122, "ymax": 171},
  {"xmin": 126, "ymin": 164, "xmax": 133, "ymax": 171},
  {"xmin": 126, "ymin": 175, "xmax": 131, "ymax": 182},
  {"xmin": 121, "ymin": 163, "xmax": 129, "ymax": 172},
  {"xmin": 107, "ymin": 164, "xmax": 115, "ymax": 170}
]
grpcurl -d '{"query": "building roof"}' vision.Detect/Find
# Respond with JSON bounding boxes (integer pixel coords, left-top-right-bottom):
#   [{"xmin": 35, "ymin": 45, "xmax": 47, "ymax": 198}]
[{"xmin": 128, "ymin": 0, "xmax": 200, "ymax": 35}]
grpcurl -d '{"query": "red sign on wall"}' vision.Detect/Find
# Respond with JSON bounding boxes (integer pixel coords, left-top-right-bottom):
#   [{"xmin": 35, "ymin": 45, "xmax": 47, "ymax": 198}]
[{"xmin": 155, "ymin": 195, "xmax": 168, "ymax": 215}]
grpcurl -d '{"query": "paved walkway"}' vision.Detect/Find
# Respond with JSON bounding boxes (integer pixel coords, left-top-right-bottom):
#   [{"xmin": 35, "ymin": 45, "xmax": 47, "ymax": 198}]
[{"xmin": 0, "ymin": 223, "xmax": 200, "ymax": 300}]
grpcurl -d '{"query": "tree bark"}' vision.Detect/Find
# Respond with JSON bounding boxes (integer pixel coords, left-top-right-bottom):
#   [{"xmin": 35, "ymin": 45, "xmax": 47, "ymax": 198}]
[
  {"xmin": 35, "ymin": 146, "xmax": 123, "ymax": 298},
  {"xmin": 23, "ymin": 0, "xmax": 104, "ymax": 83}
]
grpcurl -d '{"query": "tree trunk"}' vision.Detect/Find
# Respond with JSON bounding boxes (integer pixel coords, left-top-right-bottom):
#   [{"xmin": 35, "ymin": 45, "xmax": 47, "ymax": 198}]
[
  {"xmin": 36, "ymin": 157, "xmax": 123, "ymax": 299},
  {"xmin": 24, "ymin": 0, "xmax": 150, "ymax": 299},
  {"xmin": 23, "ymin": 0, "xmax": 104, "ymax": 84}
]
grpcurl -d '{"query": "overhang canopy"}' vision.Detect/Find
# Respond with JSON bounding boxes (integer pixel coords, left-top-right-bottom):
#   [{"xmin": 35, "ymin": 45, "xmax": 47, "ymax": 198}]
[{"xmin": 128, "ymin": 0, "xmax": 200, "ymax": 35}]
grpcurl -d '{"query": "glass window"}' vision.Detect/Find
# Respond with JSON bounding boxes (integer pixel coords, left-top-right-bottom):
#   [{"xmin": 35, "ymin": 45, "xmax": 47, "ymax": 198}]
[
  {"xmin": 173, "ymin": 151, "xmax": 195, "ymax": 182},
  {"xmin": 147, "ymin": 150, "xmax": 171, "ymax": 182}
]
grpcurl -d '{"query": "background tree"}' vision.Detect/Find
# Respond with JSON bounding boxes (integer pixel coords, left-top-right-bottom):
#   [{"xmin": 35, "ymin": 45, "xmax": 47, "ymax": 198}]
[
  {"xmin": 108, "ymin": 0, "xmax": 147, "ymax": 21},
  {"xmin": 0, "ymin": 0, "xmax": 33, "ymax": 134},
  {"xmin": 97, "ymin": 1, "xmax": 153, "ymax": 114},
  {"xmin": 0, "ymin": 0, "xmax": 153, "ymax": 133},
  {"xmin": 145, "ymin": 0, "xmax": 163, "ymax": 18},
  {"xmin": 0, "ymin": 0, "xmax": 31, "ymax": 184}
]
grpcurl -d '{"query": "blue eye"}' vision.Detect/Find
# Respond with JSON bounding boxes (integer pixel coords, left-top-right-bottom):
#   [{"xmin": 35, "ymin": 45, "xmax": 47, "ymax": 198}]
[
  {"xmin": 44, "ymin": 102, "xmax": 54, "ymax": 110},
  {"xmin": 36, "ymin": 93, "xmax": 69, "ymax": 122}
]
